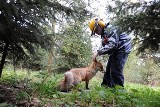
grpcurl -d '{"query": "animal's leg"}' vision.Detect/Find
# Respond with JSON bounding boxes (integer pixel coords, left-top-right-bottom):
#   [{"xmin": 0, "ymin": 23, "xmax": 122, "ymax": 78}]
[
  {"xmin": 85, "ymin": 80, "xmax": 90, "ymax": 90},
  {"xmin": 72, "ymin": 79, "xmax": 82, "ymax": 91},
  {"xmin": 73, "ymin": 79, "xmax": 81, "ymax": 85}
]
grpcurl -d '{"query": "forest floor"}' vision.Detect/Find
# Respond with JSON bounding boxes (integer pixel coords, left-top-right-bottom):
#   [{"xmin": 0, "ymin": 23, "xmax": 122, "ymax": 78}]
[{"xmin": 0, "ymin": 71, "xmax": 160, "ymax": 107}]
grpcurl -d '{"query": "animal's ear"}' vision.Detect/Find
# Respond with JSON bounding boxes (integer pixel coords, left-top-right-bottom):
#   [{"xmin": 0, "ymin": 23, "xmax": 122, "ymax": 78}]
[
  {"xmin": 98, "ymin": 59, "xmax": 103, "ymax": 62},
  {"xmin": 93, "ymin": 57, "xmax": 97, "ymax": 62}
]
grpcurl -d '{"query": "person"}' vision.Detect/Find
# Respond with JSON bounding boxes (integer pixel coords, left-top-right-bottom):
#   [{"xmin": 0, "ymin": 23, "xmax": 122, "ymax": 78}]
[{"xmin": 88, "ymin": 18, "xmax": 132, "ymax": 87}]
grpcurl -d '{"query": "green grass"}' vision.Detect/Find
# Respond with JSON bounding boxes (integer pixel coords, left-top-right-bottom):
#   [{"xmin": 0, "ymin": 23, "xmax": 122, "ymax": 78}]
[{"xmin": 0, "ymin": 70, "xmax": 160, "ymax": 107}]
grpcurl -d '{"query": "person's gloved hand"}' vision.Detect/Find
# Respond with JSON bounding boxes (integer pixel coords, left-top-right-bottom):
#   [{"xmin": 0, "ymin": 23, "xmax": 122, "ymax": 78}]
[{"xmin": 92, "ymin": 52, "xmax": 98, "ymax": 61}]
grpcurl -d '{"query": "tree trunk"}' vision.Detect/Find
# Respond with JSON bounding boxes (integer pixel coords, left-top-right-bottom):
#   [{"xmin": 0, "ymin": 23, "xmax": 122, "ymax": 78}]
[
  {"xmin": 0, "ymin": 42, "xmax": 9, "ymax": 77},
  {"xmin": 47, "ymin": 49, "xmax": 54, "ymax": 74}
]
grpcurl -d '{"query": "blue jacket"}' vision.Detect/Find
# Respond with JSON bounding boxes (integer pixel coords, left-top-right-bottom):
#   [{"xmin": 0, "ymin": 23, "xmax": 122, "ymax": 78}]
[{"xmin": 97, "ymin": 24, "xmax": 132, "ymax": 55}]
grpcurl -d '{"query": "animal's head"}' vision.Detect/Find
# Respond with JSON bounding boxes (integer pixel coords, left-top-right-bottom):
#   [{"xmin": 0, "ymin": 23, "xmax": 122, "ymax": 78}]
[{"xmin": 92, "ymin": 58, "xmax": 104, "ymax": 71}]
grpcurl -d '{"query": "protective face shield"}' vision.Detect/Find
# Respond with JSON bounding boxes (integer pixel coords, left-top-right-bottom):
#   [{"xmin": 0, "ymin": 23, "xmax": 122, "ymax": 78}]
[{"xmin": 88, "ymin": 18, "xmax": 106, "ymax": 36}]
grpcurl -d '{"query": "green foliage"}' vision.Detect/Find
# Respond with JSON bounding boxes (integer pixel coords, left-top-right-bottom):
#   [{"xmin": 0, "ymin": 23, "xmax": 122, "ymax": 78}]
[
  {"xmin": 0, "ymin": 0, "xmax": 90, "ymax": 74},
  {"xmin": 0, "ymin": 68, "xmax": 26, "ymax": 85},
  {"xmin": 0, "ymin": 103, "xmax": 12, "ymax": 107},
  {"xmin": 53, "ymin": 24, "xmax": 92, "ymax": 71},
  {"xmin": 0, "ymin": 0, "xmax": 55, "ymax": 61},
  {"xmin": 21, "ymin": 47, "xmax": 49, "ymax": 70},
  {"xmin": 30, "ymin": 72, "xmax": 62, "ymax": 98},
  {"xmin": 126, "ymin": 83, "xmax": 160, "ymax": 107},
  {"xmin": 139, "ymin": 58, "xmax": 160, "ymax": 85},
  {"xmin": 16, "ymin": 91, "xmax": 30, "ymax": 101},
  {"xmin": 124, "ymin": 51, "xmax": 160, "ymax": 85}
]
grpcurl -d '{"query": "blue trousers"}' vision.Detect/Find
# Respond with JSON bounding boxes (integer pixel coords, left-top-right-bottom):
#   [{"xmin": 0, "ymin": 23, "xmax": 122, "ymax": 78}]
[{"xmin": 102, "ymin": 52, "xmax": 129, "ymax": 87}]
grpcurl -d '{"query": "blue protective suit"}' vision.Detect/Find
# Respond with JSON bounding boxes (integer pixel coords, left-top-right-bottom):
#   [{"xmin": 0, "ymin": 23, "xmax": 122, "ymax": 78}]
[{"xmin": 97, "ymin": 24, "xmax": 132, "ymax": 87}]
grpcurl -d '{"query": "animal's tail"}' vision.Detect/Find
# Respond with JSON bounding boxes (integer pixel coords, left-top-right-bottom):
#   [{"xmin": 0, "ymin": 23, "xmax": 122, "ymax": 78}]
[{"xmin": 64, "ymin": 71, "xmax": 74, "ymax": 90}]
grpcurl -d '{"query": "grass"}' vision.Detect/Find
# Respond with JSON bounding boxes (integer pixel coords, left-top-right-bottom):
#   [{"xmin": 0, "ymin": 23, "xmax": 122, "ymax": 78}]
[{"xmin": 0, "ymin": 69, "xmax": 160, "ymax": 107}]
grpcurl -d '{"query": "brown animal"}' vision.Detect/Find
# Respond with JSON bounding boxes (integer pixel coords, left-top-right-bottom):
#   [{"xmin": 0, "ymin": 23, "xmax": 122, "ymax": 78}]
[{"xmin": 58, "ymin": 58, "xmax": 104, "ymax": 92}]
